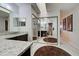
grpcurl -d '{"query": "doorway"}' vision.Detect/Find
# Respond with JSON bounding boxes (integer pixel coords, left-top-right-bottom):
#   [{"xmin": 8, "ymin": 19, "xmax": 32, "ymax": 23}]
[
  {"xmin": 48, "ymin": 23, "xmax": 53, "ymax": 36},
  {"xmin": 5, "ymin": 20, "xmax": 8, "ymax": 31},
  {"xmin": 0, "ymin": 7, "xmax": 10, "ymax": 32}
]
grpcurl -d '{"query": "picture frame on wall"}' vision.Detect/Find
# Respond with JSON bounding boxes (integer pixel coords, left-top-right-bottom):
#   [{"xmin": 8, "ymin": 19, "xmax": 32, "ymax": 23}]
[
  {"xmin": 63, "ymin": 18, "xmax": 66, "ymax": 30},
  {"xmin": 66, "ymin": 15, "xmax": 73, "ymax": 31}
]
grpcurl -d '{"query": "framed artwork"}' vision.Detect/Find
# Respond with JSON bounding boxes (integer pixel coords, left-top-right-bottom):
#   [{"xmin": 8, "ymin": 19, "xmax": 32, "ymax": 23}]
[
  {"xmin": 66, "ymin": 15, "xmax": 73, "ymax": 31},
  {"xmin": 63, "ymin": 18, "xmax": 66, "ymax": 30}
]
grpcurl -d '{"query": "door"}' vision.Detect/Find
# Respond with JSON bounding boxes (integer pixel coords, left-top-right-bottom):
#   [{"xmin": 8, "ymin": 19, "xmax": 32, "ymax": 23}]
[
  {"xmin": 48, "ymin": 23, "xmax": 53, "ymax": 35},
  {"xmin": 5, "ymin": 20, "xmax": 8, "ymax": 31}
]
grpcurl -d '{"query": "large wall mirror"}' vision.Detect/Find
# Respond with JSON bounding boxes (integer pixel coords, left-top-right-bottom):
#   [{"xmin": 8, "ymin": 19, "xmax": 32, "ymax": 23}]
[
  {"xmin": 13, "ymin": 17, "xmax": 26, "ymax": 27},
  {"xmin": 38, "ymin": 17, "xmax": 58, "ymax": 45},
  {"xmin": 32, "ymin": 16, "xmax": 58, "ymax": 45}
]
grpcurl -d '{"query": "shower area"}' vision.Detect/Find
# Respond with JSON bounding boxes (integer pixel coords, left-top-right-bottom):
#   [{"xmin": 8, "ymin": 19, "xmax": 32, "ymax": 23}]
[{"xmin": 32, "ymin": 16, "xmax": 58, "ymax": 44}]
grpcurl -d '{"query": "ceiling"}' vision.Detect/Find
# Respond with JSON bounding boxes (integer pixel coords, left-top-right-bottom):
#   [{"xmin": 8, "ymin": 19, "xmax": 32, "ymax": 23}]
[
  {"xmin": 15, "ymin": 3, "xmax": 27, "ymax": 7},
  {"xmin": 46, "ymin": 3, "xmax": 79, "ymax": 19},
  {"xmin": 8, "ymin": 3, "xmax": 79, "ymax": 18},
  {"xmin": 32, "ymin": 3, "xmax": 79, "ymax": 17},
  {"xmin": 32, "ymin": 3, "xmax": 40, "ymax": 14},
  {"xmin": 46, "ymin": 3, "xmax": 79, "ymax": 12},
  {"xmin": 0, "ymin": 10, "xmax": 9, "ymax": 17},
  {"xmin": 15, "ymin": 3, "xmax": 79, "ymax": 13},
  {"xmin": 36, "ymin": 3, "xmax": 48, "ymax": 17}
]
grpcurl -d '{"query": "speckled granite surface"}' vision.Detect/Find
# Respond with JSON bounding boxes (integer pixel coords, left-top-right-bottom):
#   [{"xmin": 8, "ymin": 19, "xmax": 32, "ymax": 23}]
[{"xmin": 0, "ymin": 32, "xmax": 32, "ymax": 56}]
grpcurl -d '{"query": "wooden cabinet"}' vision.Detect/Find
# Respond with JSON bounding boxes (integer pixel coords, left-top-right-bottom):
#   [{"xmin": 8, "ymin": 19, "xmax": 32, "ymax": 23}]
[
  {"xmin": 20, "ymin": 47, "xmax": 30, "ymax": 56},
  {"xmin": 38, "ymin": 31, "xmax": 47, "ymax": 37},
  {"xmin": 7, "ymin": 34, "xmax": 28, "ymax": 41}
]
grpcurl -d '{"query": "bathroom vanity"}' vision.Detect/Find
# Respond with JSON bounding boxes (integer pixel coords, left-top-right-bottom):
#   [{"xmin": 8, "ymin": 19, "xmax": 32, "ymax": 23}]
[{"xmin": 7, "ymin": 34, "xmax": 28, "ymax": 41}]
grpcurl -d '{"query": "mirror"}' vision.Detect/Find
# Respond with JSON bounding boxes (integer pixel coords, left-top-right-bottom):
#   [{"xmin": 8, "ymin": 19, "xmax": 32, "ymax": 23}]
[
  {"xmin": 32, "ymin": 14, "xmax": 58, "ymax": 45},
  {"xmin": 33, "ymin": 17, "xmax": 58, "ymax": 45},
  {"xmin": 32, "ymin": 17, "xmax": 39, "ymax": 40},
  {"xmin": 13, "ymin": 17, "xmax": 26, "ymax": 27}
]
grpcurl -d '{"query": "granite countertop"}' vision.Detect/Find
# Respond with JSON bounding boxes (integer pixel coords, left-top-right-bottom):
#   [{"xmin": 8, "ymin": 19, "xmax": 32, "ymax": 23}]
[
  {"xmin": 0, "ymin": 32, "xmax": 28, "ymax": 39},
  {"xmin": 0, "ymin": 32, "xmax": 33, "ymax": 56}
]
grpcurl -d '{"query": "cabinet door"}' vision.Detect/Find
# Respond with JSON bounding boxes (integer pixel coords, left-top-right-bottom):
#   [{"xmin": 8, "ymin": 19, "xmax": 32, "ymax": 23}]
[
  {"xmin": 8, "ymin": 34, "xmax": 28, "ymax": 41},
  {"xmin": 18, "ymin": 34, "xmax": 28, "ymax": 41}
]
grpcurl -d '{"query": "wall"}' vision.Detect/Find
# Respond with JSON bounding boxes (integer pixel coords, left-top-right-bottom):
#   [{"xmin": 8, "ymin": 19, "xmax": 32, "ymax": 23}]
[
  {"xmin": 9, "ymin": 3, "xmax": 19, "ymax": 32},
  {"xmin": 37, "ymin": 3, "xmax": 48, "ymax": 17},
  {"xmin": 0, "ymin": 17, "xmax": 6, "ymax": 32},
  {"xmin": 0, "ymin": 3, "xmax": 19, "ymax": 32},
  {"xmin": 61, "ymin": 6, "xmax": 79, "ymax": 53},
  {"xmin": 0, "ymin": 3, "xmax": 33, "ymax": 41},
  {"xmin": 18, "ymin": 3, "xmax": 33, "ymax": 41},
  {"xmin": 47, "ymin": 9, "xmax": 60, "ymax": 46},
  {"xmin": 32, "ymin": 7, "xmax": 39, "ymax": 37},
  {"xmin": 32, "ymin": 8, "xmax": 39, "ymax": 18},
  {"xmin": 32, "ymin": 18, "xmax": 38, "ymax": 37},
  {"xmin": 37, "ymin": 4, "xmax": 60, "ymax": 45}
]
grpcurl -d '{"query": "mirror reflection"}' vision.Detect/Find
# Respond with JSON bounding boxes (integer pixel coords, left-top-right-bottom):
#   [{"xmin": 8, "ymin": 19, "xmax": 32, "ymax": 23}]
[
  {"xmin": 13, "ymin": 17, "xmax": 26, "ymax": 27},
  {"xmin": 32, "ymin": 16, "xmax": 58, "ymax": 45}
]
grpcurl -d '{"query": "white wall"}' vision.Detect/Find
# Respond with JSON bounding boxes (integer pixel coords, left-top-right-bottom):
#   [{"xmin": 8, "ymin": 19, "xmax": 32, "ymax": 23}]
[
  {"xmin": 0, "ymin": 3, "xmax": 19, "ymax": 32},
  {"xmin": 32, "ymin": 8, "xmax": 39, "ymax": 18},
  {"xmin": 32, "ymin": 6, "xmax": 40, "ymax": 38},
  {"xmin": 0, "ymin": 3, "xmax": 19, "ymax": 17},
  {"xmin": 9, "ymin": 3, "xmax": 19, "ymax": 32},
  {"xmin": 32, "ymin": 18, "xmax": 38, "ymax": 37},
  {"xmin": 0, "ymin": 3, "xmax": 33, "ymax": 41},
  {"xmin": 37, "ymin": 3, "xmax": 48, "ymax": 17},
  {"xmin": 0, "ymin": 17, "xmax": 5, "ymax": 32},
  {"xmin": 18, "ymin": 3, "xmax": 33, "ymax": 41},
  {"xmin": 61, "ymin": 6, "xmax": 79, "ymax": 52}
]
